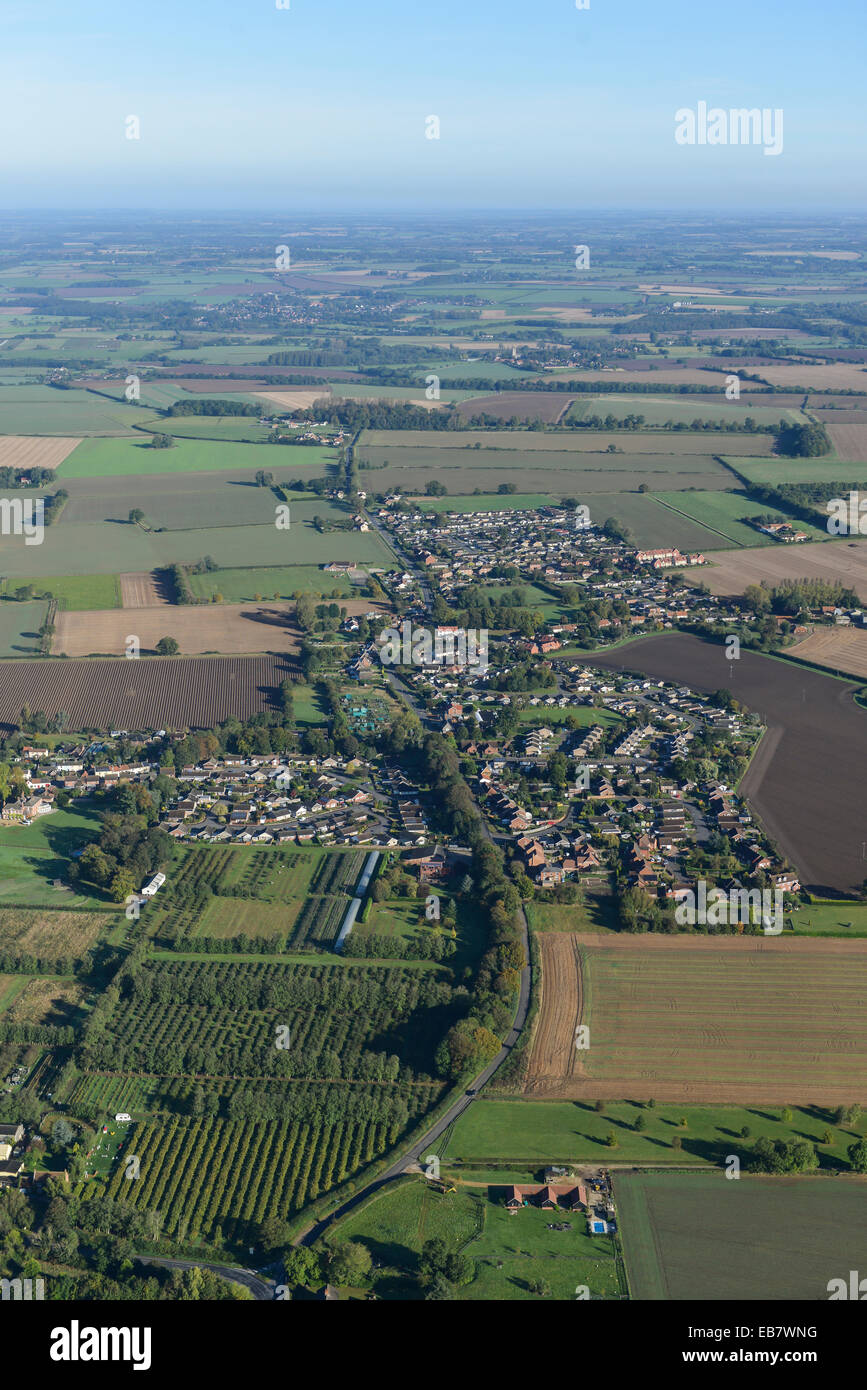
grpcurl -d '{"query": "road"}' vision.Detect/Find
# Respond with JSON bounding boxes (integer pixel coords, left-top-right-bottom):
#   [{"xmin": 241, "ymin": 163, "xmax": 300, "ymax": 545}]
[{"xmin": 134, "ymin": 1255, "xmax": 276, "ymax": 1301}]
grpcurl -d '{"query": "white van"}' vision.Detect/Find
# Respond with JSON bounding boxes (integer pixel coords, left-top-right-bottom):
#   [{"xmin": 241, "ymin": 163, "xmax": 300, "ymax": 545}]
[{"xmin": 115, "ymin": 1113, "xmax": 132, "ymax": 1123}]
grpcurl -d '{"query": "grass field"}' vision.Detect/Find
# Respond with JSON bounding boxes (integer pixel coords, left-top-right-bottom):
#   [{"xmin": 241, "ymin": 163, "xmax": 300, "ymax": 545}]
[
  {"xmin": 789, "ymin": 901, "xmax": 867, "ymax": 936},
  {"xmin": 525, "ymin": 886, "xmax": 619, "ymax": 934},
  {"xmin": 438, "ymin": 1099, "xmax": 867, "ymax": 1170},
  {"xmin": 616, "ymin": 1172, "xmax": 867, "ymax": 1300},
  {"xmin": 56, "ymin": 435, "xmax": 337, "ymax": 479},
  {"xmin": 0, "ymin": 908, "xmax": 112, "ymax": 956},
  {"xmin": 0, "ymin": 386, "xmax": 158, "ymax": 436},
  {"xmin": 513, "ymin": 704, "xmax": 621, "ymax": 728},
  {"xmin": 0, "ymin": 804, "xmax": 109, "ymax": 910},
  {"xmin": 728, "ymin": 455, "xmax": 867, "ymax": 486},
  {"xmin": 654, "ymin": 490, "xmax": 829, "ymax": 546},
  {"xmin": 567, "ymin": 395, "xmax": 802, "ymax": 428},
  {"xmin": 325, "ymin": 1178, "xmax": 626, "ymax": 1301},
  {"xmin": 187, "ymin": 565, "xmax": 354, "ymax": 602},
  {"xmin": 525, "ymin": 933, "xmax": 867, "ymax": 1105},
  {"xmin": 0, "ymin": 575, "xmax": 122, "ymax": 611},
  {"xmin": 0, "ymin": 976, "xmax": 87, "ymax": 1027},
  {"xmin": 0, "ymin": 600, "xmax": 48, "ymax": 655}
]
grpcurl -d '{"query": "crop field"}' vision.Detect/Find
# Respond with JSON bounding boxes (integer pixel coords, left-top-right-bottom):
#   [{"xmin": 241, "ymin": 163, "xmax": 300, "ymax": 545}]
[
  {"xmin": 54, "ymin": 602, "xmax": 301, "ymax": 657},
  {"xmin": 187, "ymin": 565, "xmax": 354, "ymax": 601},
  {"xmin": 566, "ymin": 395, "xmax": 801, "ymax": 427},
  {"xmin": 119, "ymin": 573, "xmax": 164, "ymax": 608},
  {"xmin": 327, "ymin": 1180, "xmax": 625, "ymax": 1301},
  {"xmin": 56, "ymin": 435, "xmax": 337, "ymax": 479},
  {"xmin": 361, "ymin": 453, "xmax": 737, "ymax": 498},
  {"xmin": 148, "ymin": 844, "xmax": 327, "ymax": 945},
  {"xmin": 101, "ymin": 1102, "xmax": 439, "ymax": 1242},
  {"xmin": 0, "ymin": 436, "xmax": 83, "ymax": 470},
  {"xmin": 454, "ymin": 392, "xmax": 575, "ymax": 423},
  {"xmin": 0, "ymin": 600, "xmax": 48, "ymax": 656},
  {"xmin": 694, "ymin": 538, "xmax": 867, "ymax": 600},
  {"xmin": 754, "ymin": 363, "xmax": 867, "ymax": 392},
  {"xmin": 58, "ymin": 470, "xmax": 296, "ymax": 529},
  {"xmin": 141, "ymin": 416, "xmax": 276, "ymax": 443},
  {"xmin": 826, "ymin": 423, "xmax": 867, "ymax": 461},
  {"xmin": 616, "ymin": 1173, "xmax": 867, "ymax": 1301},
  {"xmin": 1, "ymin": 976, "xmax": 87, "ymax": 1027},
  {"xmin": 0, "ymin": 908, "xmax": 112, "ymax": 957},
  {"xmin": 726, "ymin": 455, "xmax": 867, "ymax": 486},
  {"xmin": 0, "ymin": 503, "xmax": 391, "ymax": 579},
  {"xmin": 0, "ymin": 386, "xmax": 158, "ymax": 435},
  {"xmin": 653, "ymin": 490, "xmax": 829, "ymax": 546},
  {"xmin": 577, "ymin": 493, "xmax": 736, "ymax": 550},
  {"xmin": 359, "ymin": 428, "xmax": 773, "ymax": 455},
  {"xmin": 526, "ymin": 933, "xmax": 867, "ymax": 1104},
  {"xmin": 0, "ymin": 653, "xmax": 298, "ymax": 733},
  {"xmin": 787, "ymin": 627, "xmax": 867, "ymax": 678},
  {"xmin": 579, "ymin": 632, "xmax": 867, "ymax": 894}
]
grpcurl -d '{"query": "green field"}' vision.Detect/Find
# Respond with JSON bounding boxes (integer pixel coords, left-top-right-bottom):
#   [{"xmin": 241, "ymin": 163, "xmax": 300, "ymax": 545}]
[
  {"xmin": 616, "ymin": 1171, "xmax": 867, "ymax": 1300},
  {"xmin": 513, "ymin": 704, "xmax": 621, "ymax": 727},
  {"xmin": 142, "ymin": 416, "xmax": 276, "ymax": 444},
  {"xmin": 0, "ymin": 502, "xmax": 393, "ymax": 578},
  {"xmin": 653, "ymin": 490, "xmax": 830, "ymax": 546},
  {"xmin": 0, "ymin": 599, "xmax": 48, "ymax": 655},
  {"xmin": 325, "ymin": 1178, "xmax": 625, "ymax": 1301},
  {"xmin": 56, "ymin": 435, "xmax": 338, "ymax": 479},
  {"xmin": 0, "ymin": 574, "xmax": 123, "ymax": 610},
  {"xmin": 0, "ymin": 805, "xmax": 109, "ymax": 910},
  {"xmin": 567, "ymin": 395, "xmax": 802, "ymax": 428},
  {"xmin": 728, "ymin": 455, "xmax": 867, "ymax": 485},
  {"xmin": 187, "ymin": 565, "xmax": 355, "ymax": 602},
  {"xmin": 525, "ymin": 886, "xmax": 619, "ymax": 933},
  {"xmin": 438, "ymin": 1100, "xmax": 867, "ymax": 1170},
  {"xmin": 789, "ymin": 901, "xmax": 867, "ymax": 936},
  {"xmin": 0, "ymin": 386, "xmax": 159, "ymax": 435}
]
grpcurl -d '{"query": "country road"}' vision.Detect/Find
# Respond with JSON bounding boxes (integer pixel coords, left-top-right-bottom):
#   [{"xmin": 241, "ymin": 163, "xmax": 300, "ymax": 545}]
[{"xmin": 134, "ymin": 1255, "xmax": 275, "ymax": 1301}]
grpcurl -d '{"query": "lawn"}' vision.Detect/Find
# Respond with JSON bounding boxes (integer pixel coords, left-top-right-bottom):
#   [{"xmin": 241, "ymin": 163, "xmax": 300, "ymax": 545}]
[
  {"xmin": 0, "ymin": 804, "xmax": 111, "ymax": 909},
  {"xmin": 324, "ymin": 1178, "xmax": 625, "ymax": 1301},
  {"xmin": 616, "ymin": 1172, "xmax": 867, "ymax": 1301},
  {"xmin": 789, "ymin": 901, "xmax": 867, "ymax": 936},
  {"xmin": 1, "ymin": 575, "xmax": 121, "ymax": 611},
  {"xmin": 514, "ymin": 704, "xmax": 621, "ymax": 727},
  {"xmin": 438, "ymin": 1100, "xmax": 867, "ymax": 1171},
  {"xmin": 0, "ymin": 599, "xmax": 48, "ymax": 655},
  {"xmin": 187, "ymin": 565, "xmax": 354, "ymax": 602},
  {"xmin": 56, "ymin": 435, "xmax": 338, "ymax": 479}
]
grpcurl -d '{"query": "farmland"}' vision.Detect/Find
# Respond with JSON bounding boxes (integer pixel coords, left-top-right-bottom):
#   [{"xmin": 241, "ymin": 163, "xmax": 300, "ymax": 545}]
[
  {"xmin": 0, "ymin": 386, "xmax": 158, "ymax": 436},
  {"xmin": 0, "ymin": 599, "xmax": 49, "ymax": 656},
  {"xmin": 53, "ymin": 602, "xmax": 301, "ymax": 657},
  {"xmin": 0, "ymin": 976, "xmax": 87, "ymax": 1027},
  {"xmin": 1, "ymin": 574, "xmax": 122, "ymax": 611},
  {"xmin": 826, "ymin": 423, "xmax": 867, "ymax": 461},
  {"xmin": 616, "ymin": 1172, "xmax": 867, "ymax": 1300},
  {"xmin": 0, "ymin": 653, "xmax": 298, "ymax": 733},
  {"xmin": 0, "ymin": 436, "xmax": 83, "ymax": 470},
  {"xmin": 525, "ymin": 933, "xmax": 867, "ymax": 1104},
  {"xmin": 186, "ymin": 564, "xmax": 354, "ymax": 602},
  {"xmin": 0, "ymin": 908, "xmax": 112, "ymax": 958},
  {"xmin": 58, "ymin": 469, "xmax": 298, "ymax": 529},
  {"xmin": 787, "ymin": 626, "xmax": 867, "ymax": 678},
  {"xmin": 579, "ymin": 632, "xmax": 867, "ymax": 894},
  {"xmin": 694, "ymin": 538, "xmax": 867, "ymax": 600},
  {"xmin": 0, "ymin": 805, "xmax": 109, "ymax": 909},
  {"xmin": 653, "ymin": 490, "xmax": 829, "ymax": 546},
  {"xmin": 56, "ymin": 435, "xmax": 337, "ymax": 479}
]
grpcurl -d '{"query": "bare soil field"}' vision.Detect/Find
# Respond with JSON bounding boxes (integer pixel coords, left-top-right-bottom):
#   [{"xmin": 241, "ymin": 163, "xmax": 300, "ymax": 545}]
[
  {"xmin": 455, "ymin": 393, "xmax": 574, "ymax": 423},
  {"xmin": 826, "ymin": 423, "xmax": 867, "ymax": 461},
  {"xmin": 525, "ymin": 933, "xmax": 867, "ymax": 1104},
  {"xmin": 0, "ymin": 909, "xmax": 112, "ymax": 956},
  {"xmin": 786, "ymin": 626, "xmax": 867, "ymax": 678},
  {"xmin": 0, "ymin": 653, "xmax": 298, "ymax": 732},
  {"xmin": 577, "ymin": 632, "xmax": 867, "ymax": 895},
  {"xmin": 0, "ymin": 437, "xmax": 82, "ymax": 470},
  {"xmin": 694, "ymin": 540, "xmax": 867, "ymax": 600},
  {"xmin": 755, "ymin": 363, "xmax": 867, "ymax": 393},
  {"xmin": 54, "ymin": 603, "xmax": 301, "ymax": 657},
  {"xmin": 120, "ymin": 572, "xmax": 164, "ymax": 609},
  {"xmin": 813, "ymin": 409, "xmax": 867, "ymax": 424}
]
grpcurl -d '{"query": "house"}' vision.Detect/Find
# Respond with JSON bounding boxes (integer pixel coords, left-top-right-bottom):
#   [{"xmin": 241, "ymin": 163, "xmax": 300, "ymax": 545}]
[{"xmin": 503, "ymin": 1183, "xmax": 588, "ymax": 1212}]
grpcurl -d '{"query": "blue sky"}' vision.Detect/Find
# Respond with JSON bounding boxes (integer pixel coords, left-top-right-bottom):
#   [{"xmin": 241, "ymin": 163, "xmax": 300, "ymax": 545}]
[{"xmin": 1, "ymin": 0, "xmax": 864, "ymax": 210}]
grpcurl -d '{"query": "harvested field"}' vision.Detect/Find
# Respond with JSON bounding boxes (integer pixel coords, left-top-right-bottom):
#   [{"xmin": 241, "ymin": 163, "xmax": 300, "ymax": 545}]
[
  {"xmin": 756, "ymin": 363, "xmax": 867, "ymax": 393},
  {"xmin": 526, "ymin": 933, "xmax": 867, "ymax": 1104},
  {"xmin": 813, "ymin": 408, "xmax": 867, "ymax": 424},
  {"xmin": 0, "ymin": 908, "xmax": 112, "ymax": 956},
  {"xmin": 0, "ymin": 653, "xmax": 298, "ymax": 733},
  {"xmin": 577, "ymin": 632, "xmax": 867, "ymax": 894},
  {"xmin": 787, "ymin": 626, "xmax": 867, "ymax": 679},
  {"xmin": 454, "ymin": 393, "xmax": 574, "ymax": 424},
  {"xmin": 253, "ymin": 390, "xmax": 332, "ymax": 411},
  {"xmin": 359, "ymin": 428, "xmax": 771, "ymax": 454},
  {"xmin": 827, "ymin": 423, "xmax": 867, "ymax": 461},
  {"xmin": 694, "ymin": 539, "xmax": 867, "ymax": 601},
  {"xmin": 0, "ymin": 436, "xmax": 82, "ymax": 471},
  {"xmin": 120, "ymin": 572, "xmax": 163, "ymax": 609},
  {"xmin": 54, "ymin": 603, "xmax": 301, "ymax": 657}
]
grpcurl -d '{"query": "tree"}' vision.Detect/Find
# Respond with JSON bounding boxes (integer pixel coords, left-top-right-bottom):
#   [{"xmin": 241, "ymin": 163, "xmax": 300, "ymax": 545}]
[
  {"xmin": 128, "ymin": 508, "xmax": 145, "ymax": 526},
  {"xmin": 150, "ymin": 433, "xmax": 173, "ymax": 449},
  {"xmin": 634, "ymin": 1114, "xmax": 646, "ymax": 1132},
  {"xmin": 258, "ymin": 1216, "xmax": 291, "ymax": 1253},
  {"xmin": 328, "ymin": 1241, "xmax": 372, "ymax": 1286},
  {"xmin": 847, "ymin": 1138, "xmax": 867, "ymax": 1173},
  {"xmin": 156, "ymin": 636, "xmax": 180, "ymax": 656},
  {"xmin": 282, "ymin": 1247, "xmax": 322, "ymax": 1289}
]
